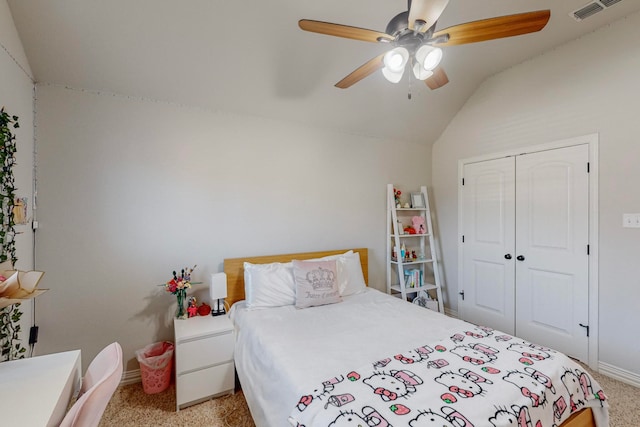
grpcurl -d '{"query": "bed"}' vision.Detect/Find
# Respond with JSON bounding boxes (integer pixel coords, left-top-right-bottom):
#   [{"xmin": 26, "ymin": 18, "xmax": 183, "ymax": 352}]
[{"xmin": 224, "ymin": 248, "xmax": 608, "ymax": 427}]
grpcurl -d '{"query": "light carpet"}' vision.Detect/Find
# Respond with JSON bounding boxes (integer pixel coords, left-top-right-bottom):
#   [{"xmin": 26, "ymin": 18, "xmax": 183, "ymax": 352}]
[{"xmin": 100, "ymin": 367, "xmax": 639, "ymax": 426}]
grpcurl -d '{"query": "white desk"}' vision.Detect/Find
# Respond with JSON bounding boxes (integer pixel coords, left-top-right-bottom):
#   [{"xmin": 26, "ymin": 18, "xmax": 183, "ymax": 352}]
[{"xmin": 0, "ymin": 350, "xmax": 81, "ymax": 426}]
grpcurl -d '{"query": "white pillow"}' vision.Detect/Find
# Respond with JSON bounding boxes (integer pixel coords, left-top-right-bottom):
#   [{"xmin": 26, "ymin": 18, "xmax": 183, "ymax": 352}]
[
  {"xmin": 310, "ymin": 250, "xmax": 367, "ymax": 296},
  {"xmin": 243, "ymin": 261, "xmax": 295, "ymax": 310},
  {"xmin": 337, "ymin": 251, "xmax": 367, "ymax": 296}
]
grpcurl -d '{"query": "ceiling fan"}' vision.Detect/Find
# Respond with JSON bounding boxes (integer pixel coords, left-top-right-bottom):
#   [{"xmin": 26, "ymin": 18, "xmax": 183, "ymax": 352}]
[{"xmin": 299, "ymin": 0, "xmax": 550, "ymax": 90}]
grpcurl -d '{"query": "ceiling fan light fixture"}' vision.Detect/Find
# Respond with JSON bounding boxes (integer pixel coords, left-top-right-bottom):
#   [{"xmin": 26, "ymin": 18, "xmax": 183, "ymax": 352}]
[
  {"xmin": 383, "ymin": 47, "xmax": 409, "ymax": 72},
  {"xmin": 382, "ymin": 67, "xmax": 405, "ymax": 83},
  {"xmin": 382, "ymin": 47, "xmax": 409, "ymax": 83},
  {"xmin": 415, "ymin": 45, "xmax": 443, "ymax": 71},
  {"xmin": 299, "ymin": 6, "xmax": 550, "ymax": 90},
  {"xmin": 412, "ymin": 62, "xmax": 434, "ymax": 81}
]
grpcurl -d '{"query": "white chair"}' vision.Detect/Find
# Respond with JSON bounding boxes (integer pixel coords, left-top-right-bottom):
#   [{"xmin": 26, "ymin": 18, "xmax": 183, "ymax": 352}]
[{"xmin": 59, "ymin": 342, "xmax": 123, "ymax": 427}]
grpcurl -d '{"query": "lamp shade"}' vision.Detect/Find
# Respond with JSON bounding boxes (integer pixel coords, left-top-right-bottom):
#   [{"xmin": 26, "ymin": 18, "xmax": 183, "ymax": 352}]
[
  {"xmin": 383, "ymin": 47, "xmax": 409, "ymax": 72},
  {"xmin": 382, "ymin": 67, "xmax": 404, "ymax": 83},
  {"xmin": 412, "ymin": 62, "xmax": 434, "ymax": 81},
  {"xmin": 382, "ymin": 47, "xmax": 409, "ymax": 83},
  {"xmin": 415, "ymin": 45, "xmax": 443, "ymax": 72},
  {"xmin": 210, "ymin": 272, "xmax": 228, "ymax": 300}
]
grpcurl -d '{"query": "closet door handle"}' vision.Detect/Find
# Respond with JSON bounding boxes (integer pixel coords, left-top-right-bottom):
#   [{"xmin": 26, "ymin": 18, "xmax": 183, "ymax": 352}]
[
  {"xmin": 504, "ymin": 254, "xmax": 512, "ymax": 260},
  {"xmin": 516, "ymin": 255, "xmax": 525, "ymax": 261}
]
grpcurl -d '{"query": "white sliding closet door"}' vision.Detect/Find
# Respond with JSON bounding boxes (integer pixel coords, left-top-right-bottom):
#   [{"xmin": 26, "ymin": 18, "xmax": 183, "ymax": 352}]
[
  {"xmin": 514, "ymin": 145, "xmax": 589, "ymax": 361},
  {"xmin": 459, "ymin": 157, "xmax": 516, "ymax": 334},
  {"xmin": 459, "ymin": 144, "xmax": 590, "ymax": 362}
]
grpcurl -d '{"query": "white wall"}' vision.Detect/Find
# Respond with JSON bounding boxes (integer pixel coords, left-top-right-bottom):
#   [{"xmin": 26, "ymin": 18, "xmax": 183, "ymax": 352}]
[
  {"xmin": 0, "ymin": 0, "xmax": 35, "ymax": 347},
  {"xmin": 34, "ymin": 84, "xmax": 431, "ymax": 370},
  {"xmin": 432, "ymin": 12, "xmax": 640, "ymax": 377}
]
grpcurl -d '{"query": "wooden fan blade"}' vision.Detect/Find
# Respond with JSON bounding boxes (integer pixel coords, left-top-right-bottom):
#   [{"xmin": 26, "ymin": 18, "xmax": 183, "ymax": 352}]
[
  {"xmin": 425, "ymin": 66, "xmax": 449, "ymax": 90},
  {"xmin": 432, "ymin": 10, "xmax": 550, "ymax": 46},
  {"xmin": 299, "ymin": 20, "xmax": 391, "ymax": 43},
  {"xmin": 335, "ymin": 53, "xmax": 386, "ymax": 89},
  {"xmin": 408, "ymin": 0, "xmax": 450, "ymax": 31}
]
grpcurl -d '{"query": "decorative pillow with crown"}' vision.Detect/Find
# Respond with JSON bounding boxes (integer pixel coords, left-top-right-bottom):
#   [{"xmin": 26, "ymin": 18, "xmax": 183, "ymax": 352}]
[{"xmin": 292, "ymin": 259, "xmax": 342, "ymax": 309}]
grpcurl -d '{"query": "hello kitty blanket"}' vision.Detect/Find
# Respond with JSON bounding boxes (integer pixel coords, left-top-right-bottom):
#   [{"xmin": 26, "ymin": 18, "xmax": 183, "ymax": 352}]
[{"xmin": 288, "ymin": 326, "xmax": 608, "ymax": 427}]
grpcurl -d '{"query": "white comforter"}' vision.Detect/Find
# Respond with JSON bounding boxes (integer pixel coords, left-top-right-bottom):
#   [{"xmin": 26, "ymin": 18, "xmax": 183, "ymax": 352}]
[
  {"xmin": 231, "ymin": 289, "xmax": 482, "ymax": 426},
  {"xmin": 230, "ymin": 288, "xmax": 608, "ymax": 427}
]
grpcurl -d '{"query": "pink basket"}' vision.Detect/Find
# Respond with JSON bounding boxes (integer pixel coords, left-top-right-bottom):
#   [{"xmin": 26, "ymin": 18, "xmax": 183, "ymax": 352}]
[{"xmin": 136, "ymin": 341, "xmax": 174, "ymax": 394}]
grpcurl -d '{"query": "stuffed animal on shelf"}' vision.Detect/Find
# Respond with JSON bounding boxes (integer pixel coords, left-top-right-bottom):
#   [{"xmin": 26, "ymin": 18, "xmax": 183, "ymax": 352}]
[
  {"xmin": 187, "ymin": 297, "xmax": 198, "ymax": 318},
  {"xmin": 412, "ymin": 216, "xmax": 426, "ymax": 235}
]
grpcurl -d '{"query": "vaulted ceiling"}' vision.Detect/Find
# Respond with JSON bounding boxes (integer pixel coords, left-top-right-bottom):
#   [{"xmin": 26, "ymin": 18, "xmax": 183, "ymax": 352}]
[{"xmin": 8, "ymin": 0, "xmax": 640, "ymax": 144}]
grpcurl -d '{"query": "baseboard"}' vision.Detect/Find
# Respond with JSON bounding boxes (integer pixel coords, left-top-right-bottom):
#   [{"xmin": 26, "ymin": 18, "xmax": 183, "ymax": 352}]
[
  {"xmin": 598, "ymin": 361, "xmax": 640, "ymax": 388},
  {"xmin": 444, "ymin": 307, "xmax": 459, "ymax": 318},
  {"xmin": 121, "ymin": 369, "xmax": 141, "ymax": 386}
]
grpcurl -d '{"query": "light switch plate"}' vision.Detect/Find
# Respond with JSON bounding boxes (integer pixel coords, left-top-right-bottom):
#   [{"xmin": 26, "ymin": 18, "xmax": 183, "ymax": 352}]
[{"xmin": 623, "ymin": 213, "xmax": 640, "ymax": 228}]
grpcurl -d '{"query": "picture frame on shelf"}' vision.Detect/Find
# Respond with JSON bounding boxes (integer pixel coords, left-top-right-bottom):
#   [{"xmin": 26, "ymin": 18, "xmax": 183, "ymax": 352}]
[{"xmin": 410, "ymin": 192, "xmax": 425, "ymax": 208}]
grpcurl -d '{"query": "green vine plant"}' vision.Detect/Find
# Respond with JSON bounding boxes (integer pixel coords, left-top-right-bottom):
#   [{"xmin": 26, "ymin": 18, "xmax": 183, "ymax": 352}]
[{"xmin": 0, "ymin": 107, "xmax": 22, "ymax": 361}]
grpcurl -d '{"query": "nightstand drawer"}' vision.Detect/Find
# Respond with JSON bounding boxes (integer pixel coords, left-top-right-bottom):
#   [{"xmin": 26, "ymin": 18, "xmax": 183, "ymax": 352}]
[
  {"xmin": 176, "ymin": 331, "xmax": 234, "ymax": 373},
  {"xmin": 176, "ymin": 362, "xmax": 234, "ymax": 408}
]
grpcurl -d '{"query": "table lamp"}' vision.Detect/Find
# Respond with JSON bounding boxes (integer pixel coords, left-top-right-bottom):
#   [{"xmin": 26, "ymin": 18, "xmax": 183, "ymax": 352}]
[{"xmin": 210, "ymin": 272, "xmax": 227, "ymax": 316}]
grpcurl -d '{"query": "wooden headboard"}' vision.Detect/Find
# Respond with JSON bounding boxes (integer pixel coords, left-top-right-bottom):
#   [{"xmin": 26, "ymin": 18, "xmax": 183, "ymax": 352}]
[{"xmin": 223, "ymin": 248, "xmax": 368, "ymax": 308}]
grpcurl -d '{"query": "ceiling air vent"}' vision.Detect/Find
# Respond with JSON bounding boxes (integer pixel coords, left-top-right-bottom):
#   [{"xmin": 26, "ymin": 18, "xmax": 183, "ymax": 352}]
[
  {"xmin": 600, "ymin": 0, "xmax": 623, "ymax": 7},
  {"xmin": 570, "ymin": 0, "xmax": 623, "ymax": 22}
]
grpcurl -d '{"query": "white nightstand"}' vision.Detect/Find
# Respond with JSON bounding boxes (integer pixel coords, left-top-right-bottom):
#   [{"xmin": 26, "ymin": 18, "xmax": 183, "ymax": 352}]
[{"xmin": 173, "ymin": 315, "xmax": 235, "ymax": 411}]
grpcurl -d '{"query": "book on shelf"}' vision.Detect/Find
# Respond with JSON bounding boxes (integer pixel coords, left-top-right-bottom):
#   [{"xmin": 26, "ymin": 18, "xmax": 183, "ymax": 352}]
[{"xmin": 403, "ymin": 269, "xmax": 423, "ymax": 289}]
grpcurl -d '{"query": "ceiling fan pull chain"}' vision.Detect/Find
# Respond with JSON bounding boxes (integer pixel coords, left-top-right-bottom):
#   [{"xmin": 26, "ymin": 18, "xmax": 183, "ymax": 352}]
[{"xmin": 408, "ymin": 67, "xmax": 413, "ymax": 100}]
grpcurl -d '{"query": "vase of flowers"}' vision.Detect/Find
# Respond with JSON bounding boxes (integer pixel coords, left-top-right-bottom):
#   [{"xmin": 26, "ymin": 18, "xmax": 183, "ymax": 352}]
[
  {"xmin": 165, "ymin": 266, "xmax": 195, "ymax": 319},
  {"xmin": 394, "ymin": 188, "xmax": 402, "ymax": 208},
  {"xmin": 175, "ymin": 288, "xmax": 187, "ymax": 319}
]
